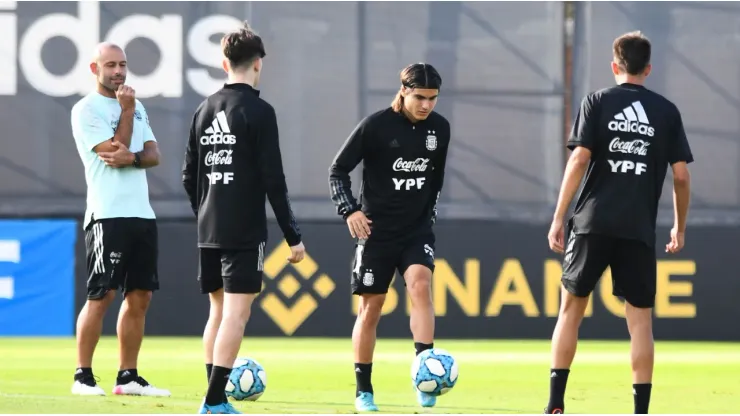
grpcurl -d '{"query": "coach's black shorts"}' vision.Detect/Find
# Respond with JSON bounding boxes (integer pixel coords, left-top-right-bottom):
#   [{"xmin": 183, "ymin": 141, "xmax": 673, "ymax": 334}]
[
  {"xmin": 198, "ymin": 243, "xmax": 265, "ymax": 294},
  {"xmin": 561, "ymin": 232, "xmax": 657, "ymax": 308},
  {"xmin": 84, "ymin": 217, "xmax": 159, "ymax": 300},
  {"xmin": 350, "ymin": 230, "xmax": 436, "ymax": 295}
]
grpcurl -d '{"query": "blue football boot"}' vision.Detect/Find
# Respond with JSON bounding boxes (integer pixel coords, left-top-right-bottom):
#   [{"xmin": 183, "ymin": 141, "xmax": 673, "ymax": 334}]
[
  {"xmin": 198, "ymin": 399, "xmax": 241, "ymax": 414},
  {"xmin": 355, "ymin": 391, "xmax": 379, "ymax": 412}
]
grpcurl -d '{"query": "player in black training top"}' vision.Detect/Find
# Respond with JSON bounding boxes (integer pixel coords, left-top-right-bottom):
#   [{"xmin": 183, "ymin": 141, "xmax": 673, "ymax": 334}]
[
  {"xmin": 329, "ymin": 63, "xmax": 450, "ymax": 412},
  {"xmin": 182, "ymin": 22, "xmax": 305, "ymax": 415},
  {"xmin": 544, "ymin": 31, "xmax": 693, "ymax": 415}
]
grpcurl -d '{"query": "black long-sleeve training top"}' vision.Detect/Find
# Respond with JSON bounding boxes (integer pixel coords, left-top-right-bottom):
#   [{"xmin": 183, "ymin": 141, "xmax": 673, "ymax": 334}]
[
  {"xmin": 329, "ymin": 107, "xmax": 450, "ymax": 241},
  {"xmin": 182, "ymin": 83, "xmax": 301, "ymax": 249}
]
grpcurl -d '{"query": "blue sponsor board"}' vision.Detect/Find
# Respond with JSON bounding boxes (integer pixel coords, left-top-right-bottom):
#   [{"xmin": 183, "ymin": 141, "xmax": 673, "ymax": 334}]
[{"xmin": 0, "ymin": 220, "xmax": 77, "ymax": 336}]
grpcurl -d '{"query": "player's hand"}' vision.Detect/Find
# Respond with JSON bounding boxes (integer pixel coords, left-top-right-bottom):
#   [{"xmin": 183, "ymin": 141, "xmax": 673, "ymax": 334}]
[
  {"xmin": 665, "ymin": 228, "xmax": 685, "ymax": 254},
  {"xmin": 98, "ymin": 141, "xmax": 134, "ymax": 168},
  {"xmin": 548, "ymin": 218, "xmax": 565, "ymax": 254},
  {"xmin": 346, "ymin": 211, "xmax": 372, "ymax": 239},
  {"xmin": 287, "ymin": 242, "xmax": 305, "ymax": 264},
  {"xmin": 116, "ymin": 85, "xmax": 136, "ymax": 111}
]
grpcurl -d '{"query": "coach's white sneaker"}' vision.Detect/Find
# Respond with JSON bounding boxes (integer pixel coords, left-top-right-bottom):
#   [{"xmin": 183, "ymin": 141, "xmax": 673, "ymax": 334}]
[
  {"xmin": 112, "ymin": 376, "xmax": 171, "ymax": 397},
  {"xmin": 72, "ymin": 379, "xmax": 106, "ymax": 396}
]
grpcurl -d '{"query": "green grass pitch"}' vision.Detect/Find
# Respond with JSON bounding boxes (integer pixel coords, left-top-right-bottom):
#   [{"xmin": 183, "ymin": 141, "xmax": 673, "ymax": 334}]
[{"xmin": 1, "ymin": 337, "xmax": 738, "ymax": 414}]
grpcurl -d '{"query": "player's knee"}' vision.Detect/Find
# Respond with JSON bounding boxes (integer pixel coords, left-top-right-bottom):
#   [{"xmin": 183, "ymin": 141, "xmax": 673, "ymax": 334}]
[
  {"xmin": 625, "ymin": 303, "xmax": 653, "ymax": 335},
  {"xmin": 86, "ymin": 290, "xmax": 116, "ymax": 313},
  {"xmin": 558, "ymin": 288, "xmax": 589, "ymax": 321},
  {"xmin": 407, "ymin": 278, "xmax": 432, "ymax": 303},
  {"xmin": 209, "ymin": 303, "xmax": 224, "ymax": 321},
  {"xmin": 123, "ymin": 290, "xmax": 153, "ymax": 314},
  {"xmin": 405, "ymin": 265, "xmax": 433, "ymax": 301},
  {"xmin": 223, "ymin": 293, "xmax": 256, "ymax": 322}
]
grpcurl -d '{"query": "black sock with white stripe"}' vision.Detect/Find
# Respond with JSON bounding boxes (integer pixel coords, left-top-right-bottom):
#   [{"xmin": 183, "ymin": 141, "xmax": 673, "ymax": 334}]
[
  {"xmin": 116, "ymin": 368, "xmax": 138, "ymax": 385},
  {"xmin": 546, "ymin": 368, "xmax": 570, "ymax": 414}
]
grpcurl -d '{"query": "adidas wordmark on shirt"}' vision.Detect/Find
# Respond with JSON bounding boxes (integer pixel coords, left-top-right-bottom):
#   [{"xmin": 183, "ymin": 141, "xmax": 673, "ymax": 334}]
[{"xmin": 608, "ymin": 100, "xmax": 655, "ymax": 137}]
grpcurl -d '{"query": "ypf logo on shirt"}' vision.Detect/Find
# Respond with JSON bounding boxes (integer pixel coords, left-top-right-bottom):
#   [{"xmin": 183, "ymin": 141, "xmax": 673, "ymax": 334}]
[
  {"xmin": 608, "ymin": 137, "xmax": 650, "ymax": 175},
  {"xmin": 392, "ymin": 157, "xmax": 430, "ymax": 191}
]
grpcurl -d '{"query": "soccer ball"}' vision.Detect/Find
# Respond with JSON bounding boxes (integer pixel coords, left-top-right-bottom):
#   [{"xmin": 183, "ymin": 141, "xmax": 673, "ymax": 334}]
[
  {"xmin": 411, "ymin": 348, "xmax": 459, "ymax": 396},
  {"xmin": 225, "ymin": 357, "xmax": 267, "ymax": 401}
]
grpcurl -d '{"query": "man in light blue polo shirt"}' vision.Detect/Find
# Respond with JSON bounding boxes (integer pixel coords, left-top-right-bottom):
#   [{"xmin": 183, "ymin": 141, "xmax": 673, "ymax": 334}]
[{"xmin": 70, "ymin": 42, "xmax": 169, "ymax": 398}]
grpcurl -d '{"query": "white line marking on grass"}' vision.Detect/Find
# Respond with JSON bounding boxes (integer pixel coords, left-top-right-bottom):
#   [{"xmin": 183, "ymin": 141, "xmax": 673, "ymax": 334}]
[
  {"xmin": 238, "ymin": 351, "xmax": 740, "ymax": 365},
  {"xmin": 0, "ymin": 392, "xmax": 348, "ymax": 414}
]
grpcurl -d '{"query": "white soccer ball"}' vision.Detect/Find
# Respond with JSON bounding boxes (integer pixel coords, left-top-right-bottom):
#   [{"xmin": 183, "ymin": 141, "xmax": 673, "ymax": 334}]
[
  {"xmin": 225, "ymin": 357, "xmax": 267, "ymax": 401},
  {"xmin": 411, "ymin": 348, "xmax": 459, "ymax": 396}
]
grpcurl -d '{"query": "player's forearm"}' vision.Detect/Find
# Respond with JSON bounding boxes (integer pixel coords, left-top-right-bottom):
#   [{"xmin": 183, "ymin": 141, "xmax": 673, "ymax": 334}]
[
  {"xmin": 430, "ymin": 191, "xmax": 441, "ymax": 224},
  {"xmin": 329, "ymin": 172, "xmax": 360, "ymax": 219},
  {"xmin": 182, "ymin": 170, "xmax": 198, "ymax": 215},
  {"xmin": 135, "ymin": 146, "xmax": 160, "ymax": 168},
  {"xmin": 673, "ymin": 176, "xmax": 691, "ymax": 233},
  {"xmin": 113, "ymin": 109, "xmax": 134, "ymax": 148},
  {"xmin": 553, "ymin": 157, "xmax": 589, "ymax": 221},
  {"xmin": 266, "ymin": 187, "xmax": 302, "ymax": 246}
]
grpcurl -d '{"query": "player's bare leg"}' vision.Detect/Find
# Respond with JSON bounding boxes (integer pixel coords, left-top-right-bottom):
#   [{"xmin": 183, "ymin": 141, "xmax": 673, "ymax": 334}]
[
  {"xmin": 625, "ymin": 303, "xmax": 654, "ymax": 414},
  {"xmin": 117, "ymin": 290, "xmax": 151, "ymax": 371},
  {"xmin": 203, "ymin": 289, "xmax": 229, "ymax": 403},
  {"xmin": 546, "ymin": 287, "xmax": 590, "ymax": 414},
  {"xmin": 405, "ymin": 265, "xmax": 435, "ymax": 345},
  {"xmin": 353, "ymin": 293, "xmax": 384, "ymax": 412},
  {"xmin": 405, "ymin": 265, "xmax": 436, "ymax": 407},
  {"xmin": 73, "ymin": 291, "xmax": 115, "ymax": 395},
  {"xmin": 204, "ymin": 289, "xmax": 224, "ymax": 378},
  {"xmin": 201, "ymin": 293, "xmax": 255, "ymax": 413},
  {"xmin": 113, "ymin": 289, "xmax": 169, "ymax": 396}
]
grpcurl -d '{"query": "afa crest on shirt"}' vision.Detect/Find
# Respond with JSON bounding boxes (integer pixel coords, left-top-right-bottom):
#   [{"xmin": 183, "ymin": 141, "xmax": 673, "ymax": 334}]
[{"xmin": 426, "ymin": 130, "xmax": 437, "ymax": 151}]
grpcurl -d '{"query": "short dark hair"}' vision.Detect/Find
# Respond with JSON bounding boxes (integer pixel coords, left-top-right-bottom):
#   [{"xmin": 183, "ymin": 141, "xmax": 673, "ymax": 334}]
[
  {"xmin": 612, "ymin": 31, "xmax": 651, "ymax": 75},
  {"xmin": 221, "ymin": 21, "xmax": 266, "ymax": 69},
  {"xmin": 391, "ymin": 63, "xmax": 442, "ymax": 112}
]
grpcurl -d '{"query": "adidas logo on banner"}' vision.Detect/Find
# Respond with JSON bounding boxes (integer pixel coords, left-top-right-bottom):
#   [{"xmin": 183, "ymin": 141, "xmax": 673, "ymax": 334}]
[
  {"xmin": 608, "ymin": 101, "xmax": 655, "ymax": 137},
  {"xmin": 200, "ymin": 110, "xmax": 236, "ymax": 145}
]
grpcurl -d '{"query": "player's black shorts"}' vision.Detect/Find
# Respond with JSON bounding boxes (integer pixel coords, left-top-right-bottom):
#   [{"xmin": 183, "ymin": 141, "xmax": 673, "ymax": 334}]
[
  {"xmin": 84, "ymin": 217, "xmax": 159, "ymax": 300},
  {"xmin": 561, "ymin": 231, "xmax": 657, "ymax": 308},
  {"xmin": 198, "ymin": 243, "xmax": 265, "ymax": 295},
  {"xmin": 350, "ymin": 230, "xmax": 436, "ymax": 295}
]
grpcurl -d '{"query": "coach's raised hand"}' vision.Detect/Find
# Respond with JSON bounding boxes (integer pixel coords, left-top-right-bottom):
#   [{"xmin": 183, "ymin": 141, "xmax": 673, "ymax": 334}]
[
  {"xmin": 116, "ymin": 85, "xmax": 136, "ymax": 111},
  {"xmin": 346, "ymin": 210, "xmax": 372, "ymax": 239}
]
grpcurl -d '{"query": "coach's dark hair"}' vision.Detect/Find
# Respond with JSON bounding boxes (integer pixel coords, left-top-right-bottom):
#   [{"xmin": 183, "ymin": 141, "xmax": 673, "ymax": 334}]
[
  {"xmin": 221, "ymin": 21, "xmax": 266, "ymax": 70},
  {"xmin": 613, "ymin": 31, "xmax": 651, "ymax": 75},
  {"xmin": 391, "ymin": 63, "xmax": 442, "ymax": 113}
]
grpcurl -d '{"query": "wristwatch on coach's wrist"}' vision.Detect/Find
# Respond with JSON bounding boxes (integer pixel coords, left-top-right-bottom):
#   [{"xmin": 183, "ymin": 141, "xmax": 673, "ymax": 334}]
[{"xmin": 132, "ymin": 153, "xmax": 142, "ymax": 168}]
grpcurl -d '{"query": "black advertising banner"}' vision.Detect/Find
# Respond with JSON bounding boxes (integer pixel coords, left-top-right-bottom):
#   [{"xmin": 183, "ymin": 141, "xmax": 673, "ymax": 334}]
[{"xmin": 75, "ymin": 220, "xmax": 740, "ymax": 341}]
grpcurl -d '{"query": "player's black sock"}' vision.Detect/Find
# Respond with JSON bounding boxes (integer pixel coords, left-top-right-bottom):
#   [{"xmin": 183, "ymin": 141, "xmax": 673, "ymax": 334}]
[
  {"xmin": 414, "ymin": 342, "xmax": 434, "ymax": 356},
  {"xmin": 116, "ymin": 368, "xmax": 138, "ymax": 385},
  {"xmin": 205, "ymin": 366, "xmax": 231, "ymax": 406},
  {"xmin": 206, "ymin": 363, "xmax": 229, "ymax": 402},
  {"xmin": 633, "ymin": 383, "xmax": 652, "ymax": 414},
  {"xmin": 354, "ymin": 363, "xmax": 373, "ymax": 396},
  {"xmin": 206, "ymin": 363, "xmax": 213, "ymax": 382},
  {"xmin": 74, "ymin": 367, "xmax": 93, "ymax": 382},
  {"xmin": 546, "ymin": 368, "xmax": 570, "ymax": 413}
]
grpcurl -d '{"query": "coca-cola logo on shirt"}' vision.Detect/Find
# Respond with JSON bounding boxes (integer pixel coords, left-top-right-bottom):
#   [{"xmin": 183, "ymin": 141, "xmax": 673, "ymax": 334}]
[
  {"xmin": 609, "ymin": 137, "xmax": 650, "ymax": 156},
  {"xmin": 392, "ymin": 157, "xmax": 430, "ymax": 172},
  {"xmin": 204, "ymin": 149, "xmax": 233, "ymax": 166}
]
